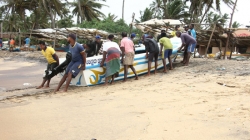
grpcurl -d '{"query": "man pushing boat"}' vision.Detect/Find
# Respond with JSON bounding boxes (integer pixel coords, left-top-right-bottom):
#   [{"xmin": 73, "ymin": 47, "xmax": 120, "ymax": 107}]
[
  {"xmin": 36, "ymin": 41, "xmax": 59, "ymax": 89},
  {"xmin": 54, "ymin": 34, "xmax": 86, "ymax": 93}
]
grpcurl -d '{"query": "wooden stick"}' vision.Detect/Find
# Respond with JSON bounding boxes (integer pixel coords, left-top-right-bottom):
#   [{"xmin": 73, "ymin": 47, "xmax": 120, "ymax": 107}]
[{"xmin": 205, "ymin": 23, "xmax": 217, "ymax": 58}]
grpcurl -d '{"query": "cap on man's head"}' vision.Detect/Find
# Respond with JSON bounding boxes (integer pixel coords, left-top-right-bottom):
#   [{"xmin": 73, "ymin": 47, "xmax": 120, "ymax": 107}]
[
  {"xmin": 39, "ymin": 41, "xmax": 45, "ymax": 45},
  {"xmin": 68, "ymin": 33, "xmax": 76, "ymax": 41},
  {"xmin": 131, "ymin": 33, "xmax": 136, "ymax": 38},
  {"xmin": 95, "ymin": 35, "xmax": 101, "ymax": 39}
]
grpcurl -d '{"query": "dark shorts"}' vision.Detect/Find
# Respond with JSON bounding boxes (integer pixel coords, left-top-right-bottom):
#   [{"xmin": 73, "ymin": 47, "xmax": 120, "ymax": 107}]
[
  {"xmin": 148, "ymin": 51, "xmax": 159, "ymax": 62},
  {"xmin": 162, "ymin": 49, "xmax": 172, "ymax": 59},
  {"xmin": 65, "ymin": 61, "xmax": 82, "ymax": 78},
  {"xmin": 44, "ymin": 63, "xmax": 58, "ymax": 80}
]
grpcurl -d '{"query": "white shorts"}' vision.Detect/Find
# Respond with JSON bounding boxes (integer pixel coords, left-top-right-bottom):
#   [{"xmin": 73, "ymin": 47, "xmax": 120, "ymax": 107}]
[{"xmin": 25, "ymin": 44, "xmax": 30, "ymax": 48}]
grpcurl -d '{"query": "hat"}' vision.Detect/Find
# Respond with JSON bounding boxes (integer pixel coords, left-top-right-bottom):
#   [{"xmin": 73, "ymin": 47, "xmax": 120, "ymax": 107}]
[
  {"xmin": 68, "ymin": 33, "xmax": 76, "ymax": 41},
  {"xmin": 95, "ymin": 35, "xmax": 101, "ymax": 39},
  {"xmin": 131, "ymin": 33, "xmax": 136, "ymax": 38}
]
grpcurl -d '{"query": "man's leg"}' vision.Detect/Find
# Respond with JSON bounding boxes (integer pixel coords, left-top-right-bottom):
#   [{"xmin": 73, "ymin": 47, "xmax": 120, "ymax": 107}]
[
  {"xmin": 147, "ymin": 61, "xmax": 152, "ymax": 76},
  {"xmin": 45, "ymin": 79, "xmax": 51, "ymax": 88},
  {"xmin": 185, "ymin": 52, "xmax": 191, "ymax": 66},
  {"xmin": 36, "ymin": 79, "xmax": 47, "ymax": 89},
  {"xmin": 62, "ymin": 73, "xmax": 73, "ymax": 92},
  {"xmin": 123, "ymin": 65, "xmax": 128, "ymax": 82},
  {"xmin": 168, "ymin": 56, "xmax": 173, "ymax": 70},
  {"xmin": 154, "ymin": 53, "xmax": 158, "ymax": 74},
  {"xmin": 103, "ymin": 77, "xmax": 109, "ymax": 86},
  {"xmin": 162, "ymin": 58, "xmax": 167, "ymax": 73},
  {"xmin": 129, "ymin": 65, "xmax": 138, "ymax": 80},
  {"xmin": 111, "ymin": 75, "xmax": 115, "ymax": 84},
  {"xmin": 54, "ymin": 74, "xmax": 68, "ymax": 92}
]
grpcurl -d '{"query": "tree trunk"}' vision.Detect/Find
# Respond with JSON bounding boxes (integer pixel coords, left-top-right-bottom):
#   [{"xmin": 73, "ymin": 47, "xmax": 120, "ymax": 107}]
[
  {"xmin": 48, "ymin": 3, "xmax": 55, "ymax": 28},
  {"xmin": 223, "ymin": 0, "xmax": 238, "ymax": 59},
  {"xmin": 78, "ymin": 0, "xmax": 83, "ymax": 24},
  {"xmin": 122, "ymin": 0, "xmax": 125, "ymax": 20},
  {"xmin": 200, "ymin": 2, "xmax": 212, "ymax": 24}
]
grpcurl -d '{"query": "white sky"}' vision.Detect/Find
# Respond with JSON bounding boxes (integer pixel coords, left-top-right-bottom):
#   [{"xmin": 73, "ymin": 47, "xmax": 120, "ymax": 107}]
[{"xmin": 98, "ymin": 0, "xmax": 249, "ymax": 27}]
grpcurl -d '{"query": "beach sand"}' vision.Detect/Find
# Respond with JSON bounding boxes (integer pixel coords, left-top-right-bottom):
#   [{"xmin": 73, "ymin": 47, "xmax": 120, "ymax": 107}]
[{"xmin": 0, "ymin": 51, "xmax": 250, "ymax": 140}]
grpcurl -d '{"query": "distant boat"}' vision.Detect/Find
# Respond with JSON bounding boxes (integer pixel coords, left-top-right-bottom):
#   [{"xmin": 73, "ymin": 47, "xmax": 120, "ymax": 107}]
[
  {"xmin": 58, "ymin": 37, "xmax": 182, "ymax": 86},
  {"xmin": 55, "ymin": 46, "xmax": 69, "ymax": 52}
]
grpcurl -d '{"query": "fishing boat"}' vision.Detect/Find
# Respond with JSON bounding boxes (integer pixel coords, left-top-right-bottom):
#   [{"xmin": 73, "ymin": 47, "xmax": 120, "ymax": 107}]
[{"xmin": 57, "ymin": 37, "xmax": 182, "ymax": 86}]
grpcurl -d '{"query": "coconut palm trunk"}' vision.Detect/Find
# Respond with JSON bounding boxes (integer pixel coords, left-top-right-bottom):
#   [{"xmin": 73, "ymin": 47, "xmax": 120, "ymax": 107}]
[
  {"xmin": 122, "ymin": 0, "xmax": 125, "ymax": 20},
  {"xmin": 78, "ymin": 0, "xmax": 83, "ymax": 23}
]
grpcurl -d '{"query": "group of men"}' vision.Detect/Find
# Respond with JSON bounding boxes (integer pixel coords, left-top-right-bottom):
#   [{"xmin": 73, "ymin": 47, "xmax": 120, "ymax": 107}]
[
  {"xmin": 36, "ymin": 24, "xmax": 197, "ymax": 92},
  {"xmin": 143, "ymin": 24, "xmax": 197, "ymax": 76}
]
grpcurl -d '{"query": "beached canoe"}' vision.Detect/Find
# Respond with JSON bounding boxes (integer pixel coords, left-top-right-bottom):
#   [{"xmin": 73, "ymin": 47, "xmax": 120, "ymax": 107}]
[{"xmin": 58, "ymin": 37, "xmax": 182, "ymax": 86}]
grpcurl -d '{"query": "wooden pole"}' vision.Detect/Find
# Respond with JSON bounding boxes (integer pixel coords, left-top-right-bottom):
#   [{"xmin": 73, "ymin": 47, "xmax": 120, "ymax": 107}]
[
  {"xmin": 129, "ymin": 13, "xmax": 135, "ymax": 37},
  {"xmin": 229, "ymin": 44, "xmax": 234, "ymax": 59},
  {"xmin": 219, "ymin": 40, "xmax": 222, "ymax": 59},
  {"xmin": 18, "ymin": 28, "xmax": 21, "ymax": 48},
  {"xmin": 205, "ymin": 23, "xmax": 216, "ymax": 58},
  {"xmin": 223, "ymin": 0, "xmax": 238, "ymax": 59}
]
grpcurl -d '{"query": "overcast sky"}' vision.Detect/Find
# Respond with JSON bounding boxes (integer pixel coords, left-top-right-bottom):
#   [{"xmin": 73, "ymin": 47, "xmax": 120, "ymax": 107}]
[{"xmin": 98, "ymin": 0, "xmax": 249, "ymax": 27}]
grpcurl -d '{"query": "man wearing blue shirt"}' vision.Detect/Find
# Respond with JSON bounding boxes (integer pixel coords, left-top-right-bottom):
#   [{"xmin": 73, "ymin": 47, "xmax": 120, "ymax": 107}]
[
  {"xmin": 54, "ymin": 34, "xmax": 86, "ymax": 92},
  {"xmin": 24, "ymin": 37, "xmax": 30, "ymax": 51},
  {"xmin": 189, "ymin": 24, "xmax": 196, "ymax": 40}
]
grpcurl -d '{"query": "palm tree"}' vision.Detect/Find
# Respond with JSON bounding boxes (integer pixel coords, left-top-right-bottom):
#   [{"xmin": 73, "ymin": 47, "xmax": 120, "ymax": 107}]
[
  {"xmin": 71, "ymin": 0, "xmax": 107, "ymax": 24},
  {"xmin": 36, "ymin": 0, "xmax": 66, "ymax": 28},
  {"xmin": 163, "ymin": 0, "xmax": 190, "ymax": 19},
  {"xmin": 136, "ymin": 8, "xmax": 154, "ymax": 23},
  {"xmin": 150, "ymin": 0, "xmax": 163, "ymax": 18},
  {"xmin": 104, "ymin": 13, "xmax": 118, "ymax": 22},
  {"xmin": 232, "ymin": 21, "xmax": 241, "ymax": 28},
  {"xmin": 189, "ymin": 0, "xmax": 234, "ymax": 23},
  {"xmin": 204, "ymin": 11, "xmax": 229, "ymax": 29}
]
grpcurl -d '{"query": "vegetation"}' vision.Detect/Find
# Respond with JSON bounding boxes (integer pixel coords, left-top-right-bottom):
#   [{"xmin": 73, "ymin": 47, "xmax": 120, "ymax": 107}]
[{"xmin": 0, "ymin": 0, "xmax": 242, "ymax": 38}]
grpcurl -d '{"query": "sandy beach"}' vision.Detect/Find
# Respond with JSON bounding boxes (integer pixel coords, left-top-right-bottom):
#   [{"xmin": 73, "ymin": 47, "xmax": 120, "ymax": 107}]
[{"xmin": 0, "ymin": 51, "xmax": 250, "ymax": 140}]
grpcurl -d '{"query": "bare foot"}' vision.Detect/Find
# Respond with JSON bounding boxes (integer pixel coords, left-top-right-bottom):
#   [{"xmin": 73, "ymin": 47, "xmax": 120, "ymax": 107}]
[
  {"xmin": 43, "ymin": 86, "xmax": 50, "ymax": 89},
  {"xmin": 145, "ymin": 73, "xmax": 150, "ymax": 76},
  {"xmin": 36, "ymin": 86, "xmax": 43, "ymax": 89},
  {"xmin": 123, "ymin": 79, "xmax": 127, "ymax": 82},
  {"xmin": 169, "ymin": 67, "xmax": 174, "ymax": 70},
  {"xmin": 54, "ymin": 89, "xmax": 59, "ymax": 93},
  {"xmin": 135, "ymin": 76, "xmax": 139, "ymax": 80},
  {"xmin": 103, "ymin": 83, "xmax": 108, "ymax": 86},
  {"xmin": 163, "ymin": 70, "xmax": 167, "ymax": 73},
  {"xmin": 154, "ymin": 71, "xmax": 157, "ymax": 74}
]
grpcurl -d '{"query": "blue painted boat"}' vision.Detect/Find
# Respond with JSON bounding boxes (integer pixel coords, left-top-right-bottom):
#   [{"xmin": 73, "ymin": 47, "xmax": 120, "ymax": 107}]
[{"xmin": 59, "ymin": 37, "xmax": 182, "ymax": 86}]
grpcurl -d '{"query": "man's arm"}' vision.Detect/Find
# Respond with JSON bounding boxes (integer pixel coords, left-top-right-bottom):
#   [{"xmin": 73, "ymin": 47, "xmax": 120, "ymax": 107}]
[
  {"xmin": 159, "ymin": 43, "xmax": 163, "ymax": 55},
  {"xmin": 120, "ymin": 47, "xmax": 125, "ymax": 64},
  {"xmin": 100, "ymin": 51, "xmax": 107, "ymax": 67},
  {"xmin": 80, "ymin": 51, "xmax": 86, "ymax": 70},
  {"xmin": 52, "ymin": 53, "xmax": 59, "ymax": 66}
]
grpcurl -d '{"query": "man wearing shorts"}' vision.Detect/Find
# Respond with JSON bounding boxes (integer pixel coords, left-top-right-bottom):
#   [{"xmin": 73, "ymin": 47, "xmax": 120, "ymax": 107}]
[
  {"xmin": 159, "ymin": 33, "xmax": 173, "ymax": 73},
  {"xmin": 120, "ymin": 32, "xmax": 138, "ymax": 82},
  {"xmin": 55, "ymin": 33, "xmax": 86, "ymax": 92},
  {"xmin": 143, "ymin": 35, "xmax": 159, "ymax": 76},
  {"xmin": 176, "ymin": 31, "xmax": 197, "ymax": 66},
  {"xmin": 24, "ymin": 37, "xmax": 30, "ymax": 51},
  {"xmin": 36, "ymin": 41, "xmax": 59, "ymax": 89}
]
